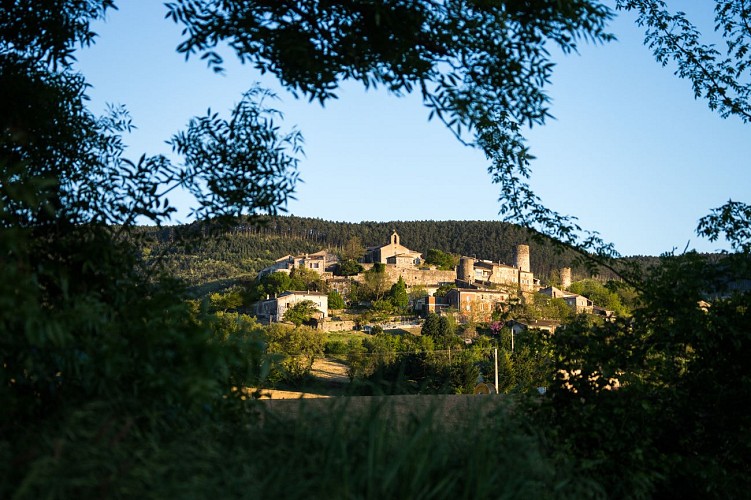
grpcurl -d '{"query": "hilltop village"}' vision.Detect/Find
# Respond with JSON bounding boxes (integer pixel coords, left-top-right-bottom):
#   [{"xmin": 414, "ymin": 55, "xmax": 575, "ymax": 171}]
[{"xmin": 253, "ymin": 230, "xmax": 614, "ymax": 331}]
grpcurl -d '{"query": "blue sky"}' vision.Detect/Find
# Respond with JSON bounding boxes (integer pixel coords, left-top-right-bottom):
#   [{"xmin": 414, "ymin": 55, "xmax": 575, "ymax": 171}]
[{"xmin": 74, "ymin": 2, "xmax": 750, "ymax": 256}]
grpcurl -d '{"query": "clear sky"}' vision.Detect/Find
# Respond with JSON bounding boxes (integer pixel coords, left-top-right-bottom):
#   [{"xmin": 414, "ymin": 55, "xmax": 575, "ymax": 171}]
[{"xmin": 74, "ymin": 2, "xmax": 750, "ymax": 257}]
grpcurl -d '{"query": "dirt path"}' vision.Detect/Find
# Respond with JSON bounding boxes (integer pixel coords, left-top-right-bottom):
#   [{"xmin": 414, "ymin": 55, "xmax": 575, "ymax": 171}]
[
  {"xmin": 251, "ymin": 357, "xmax": 349, "ymax": 399},
  {"xmin": 310, "ymin": 357, "xmax": 349, "ymax": 383},
  {"xmin": 252, "ymin": 357, "xmax": 510, "ymax": 423}
]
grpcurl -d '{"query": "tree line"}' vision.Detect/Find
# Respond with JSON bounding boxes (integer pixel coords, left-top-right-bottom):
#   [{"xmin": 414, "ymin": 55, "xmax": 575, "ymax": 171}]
[{"xmin": 140, "ymin": 216, "xmax": 662, "ymax": 289}]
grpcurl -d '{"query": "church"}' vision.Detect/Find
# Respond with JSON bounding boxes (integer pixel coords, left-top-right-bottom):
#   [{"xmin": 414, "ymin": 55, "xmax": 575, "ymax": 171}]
[{"xmin": 364, "ymin": 230, "xmax": 423, "ymax": 268}]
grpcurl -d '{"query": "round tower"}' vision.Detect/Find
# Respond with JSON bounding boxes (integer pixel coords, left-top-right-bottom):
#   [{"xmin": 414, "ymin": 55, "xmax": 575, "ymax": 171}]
[
  {"xmin": 458, "ymin": 256, "xmax": 475, "ymax": 283},
  {"xmin": 560, "ymin": 267, "xmax": 572, "ymax": 290},
  {"xmin": 514, "ymin": 245, "xmax": 530, "ymax": 273}
]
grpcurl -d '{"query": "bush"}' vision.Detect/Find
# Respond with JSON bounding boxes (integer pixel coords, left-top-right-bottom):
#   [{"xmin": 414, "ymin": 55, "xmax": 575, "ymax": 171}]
[
  {"xmin": 263, "ymin": 324, "xmax": 325, "ymax": 384},
  {"xmin": 324, "ymin": 338, "xmax": 348, "ymax": 356}
]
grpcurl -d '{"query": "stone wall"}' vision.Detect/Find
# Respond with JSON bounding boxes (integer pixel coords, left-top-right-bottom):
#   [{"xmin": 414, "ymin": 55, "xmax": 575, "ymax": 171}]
[
  {"xmin": 351, "ymin": 264, "xmax": 456, "ymax": 288},
  {"xmin": 383, "ymin": 266, "xmax": 456, "ymax": 287},
  {"xmin": 322, "ymin": 320, "xmax": 358, "ymax": 332}
]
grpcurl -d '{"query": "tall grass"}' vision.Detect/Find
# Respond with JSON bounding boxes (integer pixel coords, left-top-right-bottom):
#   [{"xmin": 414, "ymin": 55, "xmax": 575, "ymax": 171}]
[{"xmin": 5, "ymin": 396, "xmax": 604, "ymax": 499}]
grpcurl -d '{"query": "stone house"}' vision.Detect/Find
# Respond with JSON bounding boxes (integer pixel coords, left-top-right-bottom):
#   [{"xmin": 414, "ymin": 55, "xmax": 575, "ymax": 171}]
[
  {"xmin": 445, "ymin": 288, "xmax": 511, "ymax": 322},
  {"xmin": 510, "ymin": 319, "xmax": 560, "ymax": 336},
  {"xmin": 255, "ymin": 291, "xmax": 329, "ymax": 323},
  {"xmin": 413, "ymin": 294, "xmax": 451, "ymax": 314},
  {"xmin": 538, "ymin": 286, "xmax": 593, "ymax": 314},
  {"xmin": 258, "ymin": 250, "xmax": 338, "ymax": 277}
]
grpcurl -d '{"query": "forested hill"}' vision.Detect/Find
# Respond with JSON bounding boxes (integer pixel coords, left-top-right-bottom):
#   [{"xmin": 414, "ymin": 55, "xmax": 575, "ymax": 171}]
[{"xmin": 144, "ymin": 216, "xmax": 631, "ymax": 288}]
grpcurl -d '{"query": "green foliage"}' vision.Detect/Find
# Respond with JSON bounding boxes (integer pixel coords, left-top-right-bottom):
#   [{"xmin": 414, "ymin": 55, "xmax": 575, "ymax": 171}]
[
  {"xmin": 434, "ymin": 283, "xmax": 457, "ymax": 298},
  {"xmin": 538, "ymin": 251, "xmax": 751, "ymax": 497},
  {"xmin": 250, "ymin": 266, "xmax": 326, "ymax": 302},
  {"xmin": 169, "ymin": 85, "xmax": 303, "ymax": 220},
  {"xmin": 371, "ymin": 299, "xmax": 393, "ymax": 314},
  {"xmin": 250, "ymin": 271, "xmax": 291, "ymax": 301},
  {"xmin": 209, "ymin": 286, "xmax": 246, "ymax": 312},
  {"xmin": 425, "ymin": 248, "xmax": 459, "ymax": 270},
  {"xmin": 370, "ymin": 325, "xmax": 384, "ymax": 336},
  {"xmin": 335, "ymin": 258, "xmax": 364, "ymax": 276},
  {"xmin": 408, "ymin": 285, "xmax": 428, "ymax": 301},
  {"xmin": 8, "ymin": 1, "xmax": 751, "ymax": 497},
  {"xmin": 434, "ymin": 318, "xmax": 462, "ymax": 350},
  {"xmin": 438, "ymin": 315, "xmax": 457, "ymax": 338},
  {"xmin": 323, "ymin": 338, "xmax": 348, "ymax": 357},
  {"xmin": 698, "ymin": 199, "xmax": 751, "ymax": 253},
  {"xmin": 568, "ymin": 279, "xmax": 628, "ymax": 315},
  {"xmin": 389, "ymin": 276, "xmax": 409, "ymax": 310},
  {"xmin": 421, "ymin": 313, "xmax": 441, "ymax": 337},
  {"xmin": 525, "ymin": 293, "xmax": 573, "ymax": 321},
  {"xmin": 263, "ymin": 323, "xmax": 325, "ymax": 383},
  {"xmin": 143, "ymin": 217, "xmax": 624, "ymax": 287},
  {"xmin": 209, "ymin": 312, "xmax": 267, "ymax": 389},
  {"xmin": 339, "ymin": 236, "xmax": 365, "ymax": 261},
  {"xmin": 282, "ymin": 300, "xmax": 321, "ymax": 327},
  {"xmin": 327, "ymin": 290, "xmax": 345, "ymax": 310},
  {"xmin": 289, "ymin": 266, "xmax": 326, "ymax": 292},
  {"xmin": 361, "ymin": 263, "xmax": 389, "ymax": 301}
]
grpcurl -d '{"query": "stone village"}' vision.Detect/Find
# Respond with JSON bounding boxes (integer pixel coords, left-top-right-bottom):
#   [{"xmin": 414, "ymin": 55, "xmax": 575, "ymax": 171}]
[{"xmin": 253, "ymin": 230, "xmax": 613, "ymax": 332}]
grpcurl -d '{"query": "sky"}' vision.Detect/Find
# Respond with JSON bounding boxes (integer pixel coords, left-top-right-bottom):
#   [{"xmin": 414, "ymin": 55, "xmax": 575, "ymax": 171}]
[{"xmin": 74, "ymin": 2, "xmax": 750, "ymax": 257}]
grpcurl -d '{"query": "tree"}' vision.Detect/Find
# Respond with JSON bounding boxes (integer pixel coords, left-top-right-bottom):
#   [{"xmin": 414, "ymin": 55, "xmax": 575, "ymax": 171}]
[
  {"xmin": 209, "ymin": 287, "xmax": 245, "ymax": 312},
  {"xmin": 289, "ymin": 266, "xmax": 326, "ymax": 292},
  {"xmin": 336, "ymin": 259, "xmax": 364, "ymax": 277},
  {"xmin": 327, "ymin": 290, "xmax": 346, "ymax": 310},
  {"xmin": 526, "ymin": 293, "xmax": 573, "ymax": 322},
  {"xmin": 408, "ymin": 285, "xmax": 428, "ymax": 302},
  {"xmin": 425, "ymin": 249, "xmax": 458, "ymax": 270},
  {"xmin": 437, "ymin": 315, "xmax": 457, "ymax": 338},
  {"xmin": 422, "ymin": 313, "xmax": 441, "ymax": 337},
  {"xmin": 282, "ymin": 299, "xmax": 321, "ymax": 327},
  {"xmin": 568, "ymin": 279, "xmax": 628, "ymax": 315},
  {"xmin": 2, "ymin": 3, "xmax": 300, "ymax": 492},
  {"xmin": 389, "ymin": 276, "xmax": 409, "ymax": 311},
  {"xmin": 263, "ymin": 323, "xmax": 325, "ymax": 382},
  {"xmin": 421, "ymin": 312, "xmax": 456, "ymax": 338},
  {"xmin": 340, "ymin": 236, "xmax": 365, "ymax": 262},
  {"xmin": 13, "ymin": 1, "xmax": 751, "ymax": 497},
  {"xmin": 361, "ymin": 263, "xmax": 390, "ymax": 301},
  {"xmin": 251, "ymin": 271, "xmax": 292, "ymax": 301},
  {"xmin": 435, "ymin": 283, "xmax": 457, "ymax": 298}
]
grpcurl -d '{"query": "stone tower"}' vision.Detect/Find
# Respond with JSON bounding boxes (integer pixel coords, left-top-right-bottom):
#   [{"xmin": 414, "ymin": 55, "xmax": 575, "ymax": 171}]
[
  {"xmin": 560, "ymin": 267, "xmax": 572, "ymax": 290},
  {"xmin": 514, "ymin": 244, "xmax": 530, "ymax": 273},
  {"xmin": 457, "ymin": 256, "xmax": 474, "ymax": 283}
]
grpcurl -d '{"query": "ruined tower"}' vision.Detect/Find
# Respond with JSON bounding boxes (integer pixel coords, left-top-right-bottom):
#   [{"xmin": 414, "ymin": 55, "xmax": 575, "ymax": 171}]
[
  {"xmin": 457, "ymin": 256, "xmax": 475, "ymax": 283},
  {"xmin": 560, "ymin": 267, "xmax": 572, "ymax": 290},
  {"xmin": 514, "ymin": 244, "xmax": 530, "ymax": 273}
]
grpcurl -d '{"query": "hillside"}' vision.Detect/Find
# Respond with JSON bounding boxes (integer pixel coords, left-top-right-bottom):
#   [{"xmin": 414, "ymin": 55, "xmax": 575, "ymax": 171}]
[{"xmin": 140, "ymin": 216, "xmax": 653, "ymax": 291}]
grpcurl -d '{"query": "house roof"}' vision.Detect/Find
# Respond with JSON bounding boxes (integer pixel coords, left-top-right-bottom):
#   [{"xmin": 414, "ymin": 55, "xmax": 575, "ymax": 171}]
[
  {"xmin": 474, "ymin": 260, "xmax": 516, "ymax": 270},
  {"xmin": 512, "ymin": 319, "xmax": 561, "ymax": 330},
  {"xmin": 451, "ymin": 287, "xmax": 509, "ymax": 295},
  {"xmin": 277, "ymin": 290, "xmax": 328, "ymax": 298}
]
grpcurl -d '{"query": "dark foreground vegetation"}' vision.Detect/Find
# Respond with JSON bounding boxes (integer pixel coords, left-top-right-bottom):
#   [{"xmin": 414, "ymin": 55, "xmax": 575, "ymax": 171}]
[{"xmin": 3, "ymin": 1, "xmax": 751, "ymax": 498}]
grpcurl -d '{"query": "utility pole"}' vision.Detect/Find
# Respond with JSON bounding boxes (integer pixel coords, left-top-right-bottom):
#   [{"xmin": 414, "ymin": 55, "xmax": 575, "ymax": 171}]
[{"xmin": 494, "ymin": 348, "xmax": 499, "ymax": 393}]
